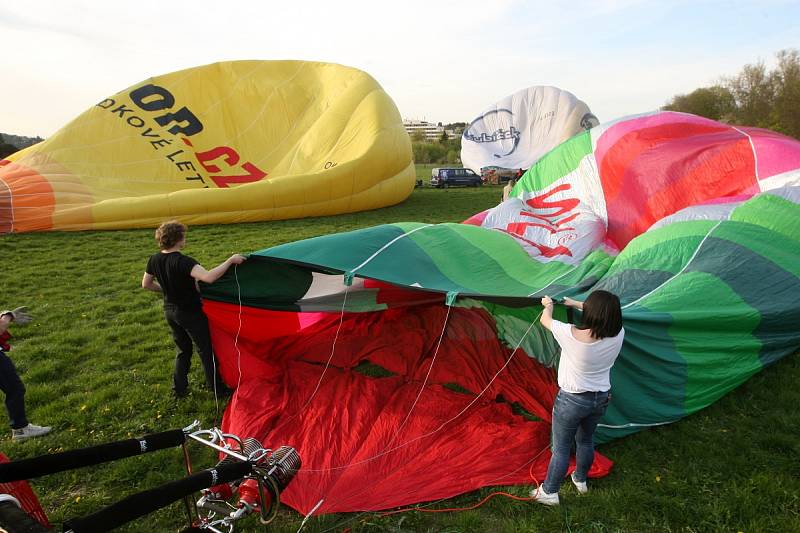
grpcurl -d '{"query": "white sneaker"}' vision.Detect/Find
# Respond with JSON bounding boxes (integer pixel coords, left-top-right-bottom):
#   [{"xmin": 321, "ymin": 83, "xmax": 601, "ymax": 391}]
[
  {"xmin": 12, "ymin": 423, "xmax": 52, "ymax": 441},
  {"xmin": 530, "ymin": 484, "xmax": 559, "ymax": 506},
  {"xmin": 571, "ymin": 472, "xmax": 588, "ymax": 494}
]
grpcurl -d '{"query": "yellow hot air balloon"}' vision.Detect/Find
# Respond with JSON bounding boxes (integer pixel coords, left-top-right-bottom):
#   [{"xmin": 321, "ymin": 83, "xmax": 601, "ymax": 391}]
[{"xmin": 0, "ymin": 60, "xmax": 415, "ymax": 233}]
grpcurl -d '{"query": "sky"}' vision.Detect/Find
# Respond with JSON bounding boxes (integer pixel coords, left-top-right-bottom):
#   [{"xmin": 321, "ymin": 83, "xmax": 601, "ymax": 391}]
[{"xmin": 1, "ymin": 0, "xmax": 799, "ymax": 138}]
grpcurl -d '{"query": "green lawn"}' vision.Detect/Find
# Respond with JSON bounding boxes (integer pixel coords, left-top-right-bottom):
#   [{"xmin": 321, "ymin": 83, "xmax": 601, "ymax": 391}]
[{"xmin": 1, "ymin": 182, "xmax": 798, "ymax": 532}]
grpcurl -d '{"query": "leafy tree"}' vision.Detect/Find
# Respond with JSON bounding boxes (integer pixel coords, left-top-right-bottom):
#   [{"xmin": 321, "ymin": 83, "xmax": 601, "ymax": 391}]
[
  {"xmin": 662, "ymin": 48, "xmax": 800, "ymax": 139},
  {"xmin": 439, "ymin": 130, "xmax": 449, "ymax": 143},
  {"xmin": 663, "ymin": 85, "xmax": 735, "ymax": 121},
  {"xmin": 771, "ymin": 49, "xmax": 800, "ymax": 138},
  {"xmin": 0, "ymin": 143, "xmax": 18, "ymax": 159},
  {"xmin": 412, "ymin": 142, "xmax": 447, "ymax": 164},
  {"xmin": 724, "ymin": 60, "xmax": 774, "ymax": 129}
]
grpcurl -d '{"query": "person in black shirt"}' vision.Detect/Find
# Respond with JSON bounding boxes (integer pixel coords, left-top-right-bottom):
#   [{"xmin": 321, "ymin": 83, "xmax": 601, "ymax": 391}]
[{"xmin": 142, "ymin": 221, "xmax": 246, "ymax": 397}]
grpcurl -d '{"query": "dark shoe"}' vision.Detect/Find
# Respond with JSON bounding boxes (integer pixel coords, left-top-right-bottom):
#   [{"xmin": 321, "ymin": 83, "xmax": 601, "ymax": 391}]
[{"xmin": 172, "ymin": 388, "xmax": 189, "ymax": 398}]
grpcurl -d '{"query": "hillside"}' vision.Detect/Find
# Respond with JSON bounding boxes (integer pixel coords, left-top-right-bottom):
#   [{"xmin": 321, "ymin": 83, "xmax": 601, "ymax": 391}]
[{"xmin": 0, "ymin": 132, "xmax": 44, "ymax": 150}]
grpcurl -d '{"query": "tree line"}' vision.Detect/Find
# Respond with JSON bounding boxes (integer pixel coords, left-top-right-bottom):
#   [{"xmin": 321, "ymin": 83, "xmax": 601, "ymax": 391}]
[
  {"xmin": 411, "ymin": 123, "xmax": 466, "ymax": 164},
  {"xmin": 663, "ymin": 48, "xmax": 800, "ymax": 139},
  {"xmin": 0, "ymin": 133, "xmax": 45, "ymax": 159}
]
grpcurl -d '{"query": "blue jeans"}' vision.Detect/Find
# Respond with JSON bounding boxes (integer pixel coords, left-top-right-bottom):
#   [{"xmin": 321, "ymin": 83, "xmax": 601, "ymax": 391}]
[
  {"xmin": 0, "ymin": 350, "xmax": 28, "ymax": 430},
  {"xmin": 542, "ymin": 389, "xmax": 610, "ymax": 494}
]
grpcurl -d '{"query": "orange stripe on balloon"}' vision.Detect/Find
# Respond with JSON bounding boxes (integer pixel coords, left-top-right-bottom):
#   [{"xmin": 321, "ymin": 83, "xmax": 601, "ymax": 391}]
[
  {"xmin": 0, "ymin": 171, "xmax": 11, "ymax": 234},
  {"xmin": 0, "ymin": 161, "xmax": 55, "ymax": 232}
]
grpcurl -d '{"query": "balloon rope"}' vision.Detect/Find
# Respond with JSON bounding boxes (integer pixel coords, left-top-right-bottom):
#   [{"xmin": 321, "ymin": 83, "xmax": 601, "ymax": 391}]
[
  {"xmin": 386, "ymin": 303, "xmax": 453, "ymax": 446},
  {"xmin": 527, "ymin": 263, "xmax": 580, "ymax": 298},
  {"xmin": 223, "ymin": 264, "xmax": 245, "ymax": 428},
  {"xmin": 329, "ymin": 443, "xmax": 552, "ymax": 533},
  {"xmin": 305, "ymin": 309, "xmax": 544, "ymax": 475},
  {"xmin": 281, "ymin": 283, "xmax": 351, "ymax": 425},
  {"xmin": 307, "ymin": 309, "xmax": 545, "ymax": 528},
  {"xmin": 731, "ymin": 125, "xmax": 759, "ymax": 180},
  {"xmin": 622, "ymin": 219, "xmax": 723, "ymax": 310},
  {"xmin": 348, "ymin": 224, "xmax": 435, "ymax": 275}
]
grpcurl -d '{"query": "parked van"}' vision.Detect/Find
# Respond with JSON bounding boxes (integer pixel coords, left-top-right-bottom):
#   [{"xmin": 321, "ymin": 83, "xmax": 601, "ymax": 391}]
[{"xmin": 430, "ymin": 167, "xmax": 482, "ymax": 188}]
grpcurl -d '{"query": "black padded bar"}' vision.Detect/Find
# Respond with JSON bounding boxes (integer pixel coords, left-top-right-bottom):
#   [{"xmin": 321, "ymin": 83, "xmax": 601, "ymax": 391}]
[
  {"xmin": 62, "ymin": 461, "xmax": 252, "ymax": 533},
  {"xmin": 0, "ymin": 429, "xmax": 186, "ymax": 483}
]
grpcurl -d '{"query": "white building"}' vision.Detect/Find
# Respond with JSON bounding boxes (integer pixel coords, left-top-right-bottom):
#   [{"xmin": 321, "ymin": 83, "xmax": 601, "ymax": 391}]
[{"xmin": 403, "ymin": 119, "xmax": 460, "ymax": 142}]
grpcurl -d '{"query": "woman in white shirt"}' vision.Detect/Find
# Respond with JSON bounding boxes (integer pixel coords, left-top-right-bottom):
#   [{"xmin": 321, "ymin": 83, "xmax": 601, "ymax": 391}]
[{"xmin": 532, "ymin": 290, "xmax": 624, "ymax": 506}]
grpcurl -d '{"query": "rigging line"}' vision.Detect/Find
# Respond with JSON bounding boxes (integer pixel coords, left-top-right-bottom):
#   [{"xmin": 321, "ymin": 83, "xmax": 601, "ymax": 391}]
[
  {"xmin": 386, "ymin": 303, "xmax": 453, "ymax": 447},
  {"xmin": 321, "ymin": 443, "xmax": 551, "ymax": 533},
  {"xmin": 483, "ymin": 227, "xmax": 583, "ymax": 299},
  {"xmin": 301, "ymin": 310, "xmax": 544, "ymax": 474},
  {"xmin": 225, "ymin": 264, "xmax": 245, "ymax": 428},
  {"xmin": 731, "ymin": 125, "xmax": 759, "ymax": 181},
  {"xmin": 527, "ymin": 262, "xmax": 581, "ymax": 298},
  {"xmin": 296, "ymin": 498, "xmax": 325, "ymax": 533},
  {"xmin": 621, "ymin": 219, "xmax": 723, "ymax": 311},
  {"xmin": 282, "ymin": 283, "xmax": 351, "ymax": 424},
  {"xmin": 349, "ymin": 224, "xmax": 434, "ymax": 274},
  {"xmin": 235, "ymin": 264, "xmax": 244, "ymax": 391},
  {"xmin": 387, "ymin": 442, "xmax": 549, "ymax": 513},
  {"xmin": 308, "ymin": 312, "xmax": 544, "ymax": 524}
]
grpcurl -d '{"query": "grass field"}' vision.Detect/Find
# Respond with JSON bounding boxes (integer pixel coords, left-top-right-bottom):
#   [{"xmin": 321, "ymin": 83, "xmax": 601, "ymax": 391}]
[{"xmin": 1, "ymin": 181, "xmax": 799, "ymax": 532}]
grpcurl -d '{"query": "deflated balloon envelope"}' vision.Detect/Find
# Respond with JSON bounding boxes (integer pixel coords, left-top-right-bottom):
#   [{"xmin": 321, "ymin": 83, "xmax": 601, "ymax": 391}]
[
  {"xmin": 202, "ymin": 111, "xmax": 800, "ymax": 514},
  {"xmin": 460, "ymin": 85, "xmax": 598, "ymax": 177},
  {"xmin": 0, "ymin": 60, "xmax": 415, "ymax": 233}
]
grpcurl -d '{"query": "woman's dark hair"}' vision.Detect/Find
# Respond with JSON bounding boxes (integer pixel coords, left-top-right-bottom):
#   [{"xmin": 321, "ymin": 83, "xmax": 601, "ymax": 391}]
[
  {"xmin": 155, "ymin": 220, "xmax": 187, "ymax": 250},
  {"xmin": 580, "ymin": 290, "xmax": 623, "ymax": 339}
]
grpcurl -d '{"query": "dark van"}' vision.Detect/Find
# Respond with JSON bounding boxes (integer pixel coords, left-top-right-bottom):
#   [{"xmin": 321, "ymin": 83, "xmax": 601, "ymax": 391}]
[{"xmin": 430, "ymin": 167, "xmax": 482, "ymax": 188}]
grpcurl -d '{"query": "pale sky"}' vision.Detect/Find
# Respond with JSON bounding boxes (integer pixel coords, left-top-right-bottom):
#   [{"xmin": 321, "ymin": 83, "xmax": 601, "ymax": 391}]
[{"xmin": 2, "ymin": 0, "xmax": 798, "ymax": 137}]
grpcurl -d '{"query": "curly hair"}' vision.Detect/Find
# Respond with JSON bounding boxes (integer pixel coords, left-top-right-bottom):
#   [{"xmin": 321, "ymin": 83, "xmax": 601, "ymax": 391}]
[{"xmin": 155, "ymin": 221, "xmax": 187, "ymax": 250}]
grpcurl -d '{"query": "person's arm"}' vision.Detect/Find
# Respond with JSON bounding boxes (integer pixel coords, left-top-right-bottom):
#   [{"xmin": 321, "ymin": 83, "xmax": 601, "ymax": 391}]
[
  {"xmin": 540, "ymin": 295, "xmax": 554, "ymax": 331},
  {"xmin": 141, "ymin": 272, "xmax": 162, "ymax": 292},
  {"xmin": 190, "ymin": 254, "xmax": 247, "ymax": 284},
  {"xmin": 563, "ymin": 297, "xmax": 583, "ymax": 310}
]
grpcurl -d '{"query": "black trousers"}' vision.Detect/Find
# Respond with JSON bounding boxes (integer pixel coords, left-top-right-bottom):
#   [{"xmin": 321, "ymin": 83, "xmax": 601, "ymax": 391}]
[
  {"xmin": 163, "ymin": 304, "xmax": 225, "ymax": 393},
  {"xmin": 0, "ymin": 350, "xmax": 28, "ymax": 429}
]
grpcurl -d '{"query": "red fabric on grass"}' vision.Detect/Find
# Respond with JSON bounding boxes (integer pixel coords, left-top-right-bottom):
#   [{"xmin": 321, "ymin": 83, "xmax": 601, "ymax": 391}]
[
  {"xmin": 0, "ymin": 452, "xmax": 50, "ymax": 527},
  {"xmin": 205, "ymin": 301, "xmax": 613, "ymax": 514}
]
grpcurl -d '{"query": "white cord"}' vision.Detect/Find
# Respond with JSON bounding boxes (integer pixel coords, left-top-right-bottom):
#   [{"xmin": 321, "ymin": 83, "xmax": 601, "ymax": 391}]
[
  {"xmin": 282, "ymin": 282, "xmax": 351, "ymax": 425},
  {"xmin": 622, "ymin": 220, "xmax": 723, "ymax": 310},
  {"xmin": 228, "ymin": 264, "xmax": 244, "ymax": 423},
  {"xmin": 296, "ymin": 498, "xmax": 324, "ymax": 532},
  {"xmin": 387, "ymin": 303, "xmax": 452, "ymax": 445},
  {"xmin": 305, "ymin": 310, "xmax": 543, "ymax": 474}
]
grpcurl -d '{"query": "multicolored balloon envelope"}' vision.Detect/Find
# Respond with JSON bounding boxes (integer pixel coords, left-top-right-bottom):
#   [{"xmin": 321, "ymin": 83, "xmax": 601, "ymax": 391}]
[
  {"xmin": 200, "ymin": 111, "xmax": 800, "ymax": 515},
  {"xmin": 460, "ymin": 85, "xmax": 598, "ymax": 175},
  {"xmin": 0, "ymin": 61, "xmax": 415, "ymax": 233}
]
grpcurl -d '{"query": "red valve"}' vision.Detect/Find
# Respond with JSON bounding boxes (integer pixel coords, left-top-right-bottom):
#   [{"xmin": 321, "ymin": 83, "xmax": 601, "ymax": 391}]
[
  {"xmin": 238, "ymin": 478, "xmax": 272, "ymax": 510},
  {"xmin": 207, "ymin": 483, "xmax": 233, "ymax": 500}
]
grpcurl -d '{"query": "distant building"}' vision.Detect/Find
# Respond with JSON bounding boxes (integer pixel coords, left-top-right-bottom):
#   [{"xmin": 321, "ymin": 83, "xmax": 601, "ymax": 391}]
[{"xmin": 403, "ymin": 120, "xmax": 461, "ymax": 142}]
